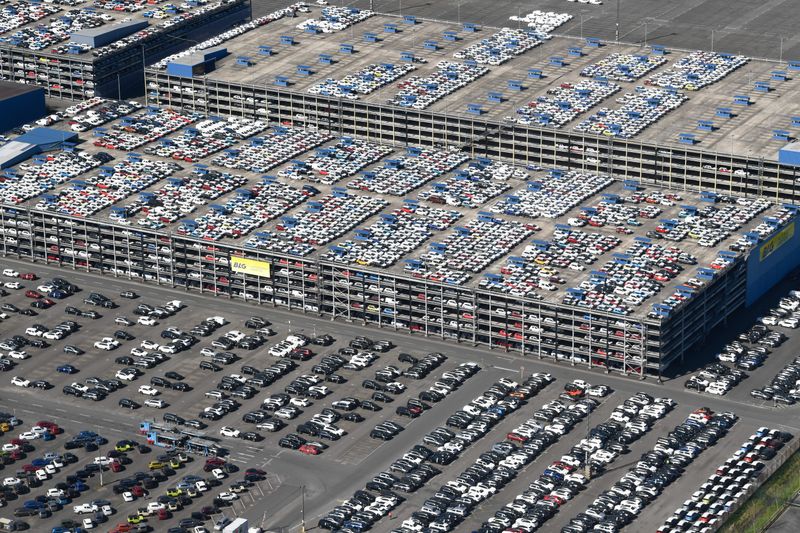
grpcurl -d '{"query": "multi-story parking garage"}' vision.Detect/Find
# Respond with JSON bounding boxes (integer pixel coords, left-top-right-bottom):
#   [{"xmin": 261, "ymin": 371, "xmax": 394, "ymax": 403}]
[
  {"xmin": 2, "ymin": 3, "xmax": 800, "ymax": 381},
  {"xmin": 0, "ymin": 0, "xmax": 251, "ymax": 100}
]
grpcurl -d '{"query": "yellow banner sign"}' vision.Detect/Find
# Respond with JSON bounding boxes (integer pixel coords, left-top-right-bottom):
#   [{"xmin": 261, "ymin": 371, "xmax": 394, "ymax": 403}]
[
  {"xmin": 760, "ymin": 222, "xmax": 794, "ymax": 262},
  {"xmin": 231, "ymin": 257, "xmax": 271, "ymax": 277}
]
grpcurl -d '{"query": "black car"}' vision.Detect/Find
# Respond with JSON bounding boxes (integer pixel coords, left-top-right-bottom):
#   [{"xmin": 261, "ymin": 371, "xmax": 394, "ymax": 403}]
[
  {"xmin": 326, "ymin": 374, "xmax": 347, "ymax": 384},
  {"xmin": 64, "ymin": 306, "xmax": 80, "ymax": 315},
  {"xmin": 361, "ymin": 400, "xmax": 382, "ymax": 411},
  {"xmin": 343, "ymin": 412, "xmax": 364, "ymax": 423},
  {"xmin": 31, "ymin": 380, "xmax": 51, "ymax": 389},
  {"xmin": 114, "ymin": 330, "xmax": 134, "ymax": 340},
  {"xmin": 165, "ymin": 371, "xmax": 184, "ymax": 381},
  {"xmin": 120, "ymin": 291, "xmax": 138, "ymax": 299},
  {"xmin": 200, "ymin": 361, "xmax": 222, "ymax": 372},
  {"xmin": 312, "ymin": 334, "xmax": 335, "ymax": 346},
  {"xmin": 119, "ymin": 398, "xmax": 140, "ymax": 409},
  {"xmin": 63, "ymin": 345, "xmax": 84, "ymax": 355},
  {"xmin": 372, "ymin": 391, "xmax": 394, "ymax": 403},
  {"xmin": 240, "ymin": 432, "xmax": 261, "ymax": 442}
]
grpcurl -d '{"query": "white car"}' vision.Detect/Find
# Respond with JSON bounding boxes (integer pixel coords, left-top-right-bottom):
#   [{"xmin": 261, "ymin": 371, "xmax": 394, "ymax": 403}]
[
  {"xmin": 219, "ymin": 427, "xmax": 240, "ymax": 438},
  {"xmin": 25, "ymin": 326, "xmax": 44, "ymax": 336},
  {"xmin": 138, "ymin": 316, "xmax": 157, "ymax": 326},
  {"xmin": 212, "ymin": 469, "xmax": 227, "ymax": 480},
  {"xmin": 94, "ymin": 340, "xmax": 119, "ymax": 350},
  {"xmin": 93, "ymin": 456, "xmax": 114, "ymax": 466},
  {"xmin": 83, "ymin": 518, "xmax": 95, "ymax": 529},
  {"xmin": 217, "ymin": 491, "xmax": 238, "ymax": 501},
  {"xmin": 138, "ymin": 385, "xmax": 159, "ymax": 396},
  {"xmin": 18, "ymin": 432, "xmax": 40, "ymax": 440},
  {"xmin": 3, "ymin": 282, "xmax": 20, "ymax": 289},
  {"xmin": 122, "ymin": 492, "xmax": 135, "ymax": 502},
  {"xmin": 2, "ymin": 269, "xmax": 19, "ymax": 277},
  {"xmin": 141, "ymin": 340, "xmax": 159, "ymax": 350},
  {"xmin": 130, "ymin": 348, "xmax": 148, "ymax": 357},
  {"xmin": 289, "ymin": 397, "xmax": 312, "ymax": 407},
  {"xmin": 8, "ymin": 351, "xmax": 28, "ymax": 359},
  {"xmin": 144, "ymin": 399, "xmax": 167, "ymax": 408},
  {"xmin": 10, "ymin": 376, "xmax": 30, "ymax": 387},
  {"xmin": 116, "ymin": 370, "xmax": 136, "ymax": 381},
  {"xmin": 73, "ymin": 503, "xmax": 98, "ymax": 514}
]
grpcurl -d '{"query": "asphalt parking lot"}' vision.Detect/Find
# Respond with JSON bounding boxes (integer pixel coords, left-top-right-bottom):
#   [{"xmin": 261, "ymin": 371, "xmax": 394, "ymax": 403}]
[{"xmin": 2, "ymin": 257, "xmax": 800, "ymax": 533}]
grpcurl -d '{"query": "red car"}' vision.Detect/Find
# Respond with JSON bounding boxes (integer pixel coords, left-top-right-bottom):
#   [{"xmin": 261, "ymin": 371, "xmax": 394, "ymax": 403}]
[
  {"xmin": 157, "ymin": 508, "xmax": 170, "ymax": 520},
  {"xmin": 131, "ymin": 485, "xmax": 145, "ymax": 497},
  {"xmin": 20, "ymin": 273, "xmax": 37, "ymax": 280},
  {"xmin": 298, "ymin": 444, "xmax": 320, "ymax": 455},
  {"xmin": 24, "ymin": 290, "xmax": 41, "ymax": 299}
]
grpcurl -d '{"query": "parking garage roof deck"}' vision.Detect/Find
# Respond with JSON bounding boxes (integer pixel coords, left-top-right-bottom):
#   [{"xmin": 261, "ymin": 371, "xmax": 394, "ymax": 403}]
[
  {"xmin": 155, "ymin": 5, "xmax": 800, "ymax": 162},
  {"xmin": 0, "ymin": 0, "xmax": 230, "ymax": 55},
  {"xmin": 2, "ymin": 112, "xmax": 787, "ymax": 320}
]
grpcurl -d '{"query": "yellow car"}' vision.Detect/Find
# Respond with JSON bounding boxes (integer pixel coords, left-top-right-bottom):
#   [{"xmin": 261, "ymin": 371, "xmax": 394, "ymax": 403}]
[
  {"xmin": 169, "ymin": 459, "xmax": 182, "ymax": 469},
  {"xmin": 115, "ymin": 443, "xmax": 133, "ymax": 452},
  {"xmin": 166, "ymin": 487, "xmax": 182, "ymax": 497},
  {"xmin": 148, "ymin": 461, "xmax": 164, "ymax": 470},
  {"xmin": 127, "ymin": 514, "xmax": 144, "ymax": 524}
]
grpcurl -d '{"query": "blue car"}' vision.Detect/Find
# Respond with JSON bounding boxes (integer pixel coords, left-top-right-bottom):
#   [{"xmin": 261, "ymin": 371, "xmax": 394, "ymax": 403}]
[
  {"xmin": 56, "ymin": 364, "xmax": 77, "ymax": 374},
  {"xmin": 49, "ymin": 289, "xmax": 68, "ymax": 299}
]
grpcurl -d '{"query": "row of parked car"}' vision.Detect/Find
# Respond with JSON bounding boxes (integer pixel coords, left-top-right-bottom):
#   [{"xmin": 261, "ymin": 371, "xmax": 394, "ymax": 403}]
[
  {"xmin": 508, "ymin": 10, "xmax": 573, "ymax": 33},
  {"xmin": 575, "ymin": 86, "xmax": 688, "ymax": 139},
  {"xmin": 68, "ymin": 100, "xmax": 143, "ymax": 132},
  {"xmin": 416, "ymin": 160, "xmax": 516, "ymax": 209},
  {"xmin": 581, "ymin": 53, "xmax": 668, "ymax": 83},
  {"xmin": 657, "ymin": 426, "xmax": 791, "ymax": 533},
  {"xmin": 142, "ymin": 117, "xmax": 267, "ymax": 163},
  {"xmin": 477, "ymin": 391, "xmax": 672, "ymax": 533},
  {"xmin": 278, "ymin": 137, "xmax": 393, "ymax": 185},
  {"xmin": 400, "ymin": 378, "xmax": 595, "ymax": 533},
  {"xmin": 751, "ymin": 357, "xmax": 800, "ymax": 405},
  {"xmin": 34, "ymin": 157, "xmax": 182, "ymax": 219},
  {"xmin": 389, "ymin": 60, "xmax": 489, "ymax": 109},
  {"xmin": 321, "ymin": 203, "xmax": 462, "ymax": 268},
  {"xmin": 309, "ymin": 63, "xmax": 416, "ymax": 99},
  {"xmin": 454, "ymin": 28, "xmax": 544, "ymax": 66},
  {"xmin": 684, "ymin": 362, "xmax": 747, "ymax": 396},
  {"xmin": 491, "ymin": 170, "xmax": 613, "ymax": 219},
  {"xmin": 510, "ymin": 79, "xmax": 622, "ymax": 128},
  {"xmin": 295, "ymin": 5, "xmax": 373, "ymax": 34},
  {"xmin": 564, "ymin": 407, "xmax": 736, "ymax": 533},
  {"xmin": 345, "ymin": 146, "xmax": 468, "ymax": 197},
  {"xmin": 93, "ymin": 108, "xmax": 200, "ymax": 152},
  {"xmin": 410, "ymin": 217, "xmax": 538, "ymax": 285},
  {"xmin": 113, "ymin": 168, "xmax": 248, "ymax": 229},
  {"xmin": 6, "ymin": 7, "xmax": 107, "ymax": 52},
  {"xmin": 212, "ymin": 126, "xmax": 334, "ymax": 174},
  {"xmin": 0, "ymin": 149, "xmax": 112, "ymax": 205},
  {"xmin": 319, "ymin": 373, "xmax": 554, "ymax": 531},
  {"xmin": 647, "ymin": 51, "xmax": 749, "ymax": 91},
  {"xmin": 0, "ymin": 2, "xmax": 60, "ymax": 35},
  {"xmin": 565, "ymin": 239, "xmax": 698, "ymax": 315},
  {"xmin": 179, "ymin": 177, "xmax": 313, "ymax": 241},
  {"xmin": 245, "ymin": 190, "xmax": 389, "ymax": 255},
  {"xmin": 482, "ymin": 228, "xmax": 621, "ymax": 298}
]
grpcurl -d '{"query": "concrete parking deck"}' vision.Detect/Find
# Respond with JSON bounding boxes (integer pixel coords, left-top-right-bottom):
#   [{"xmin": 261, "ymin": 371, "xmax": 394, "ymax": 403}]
[{"xmin": 155, "ymin": 4, "xmax": 800, "ymax": 162}]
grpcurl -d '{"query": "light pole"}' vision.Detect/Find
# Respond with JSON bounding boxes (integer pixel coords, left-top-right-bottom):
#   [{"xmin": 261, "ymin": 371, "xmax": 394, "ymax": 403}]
[
  {"xmin": 300, "ymin": 485, "xmax": 306, "ymax": 533},
  {"xmin": 615, "ymin": 0, "xmax": 620, "ymax": 43}
]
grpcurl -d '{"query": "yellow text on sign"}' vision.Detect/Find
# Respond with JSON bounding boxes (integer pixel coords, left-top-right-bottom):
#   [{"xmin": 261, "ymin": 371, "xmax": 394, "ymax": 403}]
[{"xmin": 231, "ymin": 257, "xmax": 271, "ymax": 277}]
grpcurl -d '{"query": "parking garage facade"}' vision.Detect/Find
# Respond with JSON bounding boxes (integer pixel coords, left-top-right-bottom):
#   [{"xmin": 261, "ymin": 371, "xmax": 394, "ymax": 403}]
[
  {"xmin": 0, "ymin": 0, "xmax": 250, "ymax": 100},
  {"xmin": 0, "ymin": 199, "xmax": 758, "ymax": 380}
]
